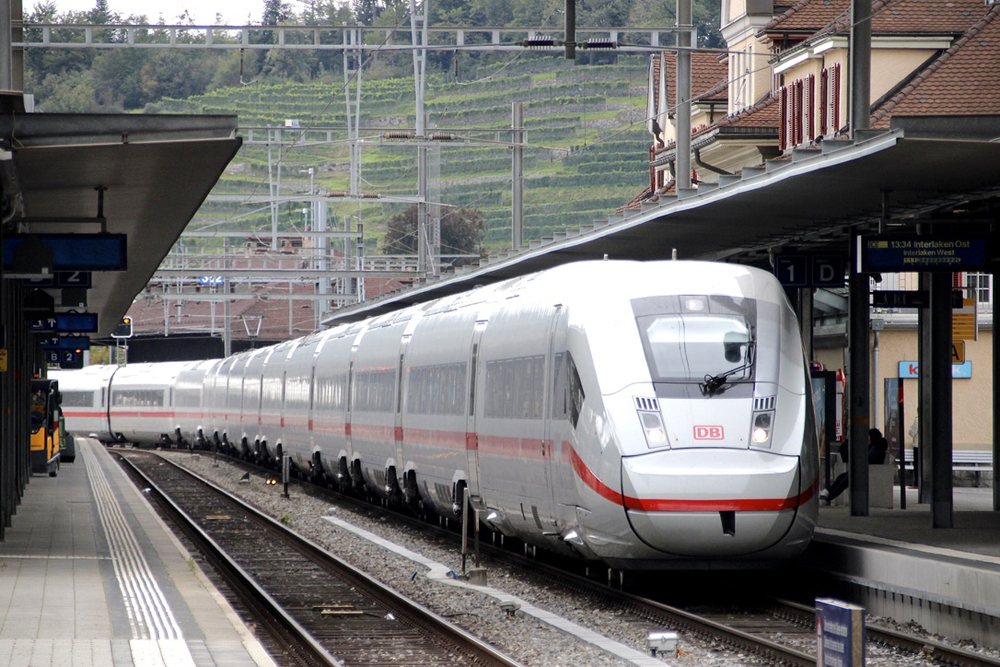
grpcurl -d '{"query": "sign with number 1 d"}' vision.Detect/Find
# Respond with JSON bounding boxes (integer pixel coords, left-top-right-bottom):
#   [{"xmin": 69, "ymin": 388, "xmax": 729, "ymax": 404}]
[{"xmin": 775, "ymin": 254, "xmax": 845, "ymax": 288}]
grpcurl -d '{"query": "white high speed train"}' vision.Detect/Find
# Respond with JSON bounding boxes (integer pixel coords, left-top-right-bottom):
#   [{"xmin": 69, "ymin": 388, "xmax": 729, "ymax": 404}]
[{"xmin": 56, "ymin": 260, "xmax": 819, "ymax": 569}]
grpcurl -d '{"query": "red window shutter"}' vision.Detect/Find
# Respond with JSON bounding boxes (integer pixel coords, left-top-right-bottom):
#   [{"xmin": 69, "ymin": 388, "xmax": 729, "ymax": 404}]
[
  {"xmin": 806, "ymin": 74, "xmax": 815, "ymax": 141},
  {"xmin": 778, "ymin": 86, "xmax": 787, "ymax": 151},
  {"xmin": 794, "ymin": 80, "xmax": 803, "ymax": 146},
  {"xmin": 820, "ymin": 69, "xmax": 828, "ymax": 135},
  {"xmin": 833, "ymin": 64, "xmax": 841, "ymax": 131}
]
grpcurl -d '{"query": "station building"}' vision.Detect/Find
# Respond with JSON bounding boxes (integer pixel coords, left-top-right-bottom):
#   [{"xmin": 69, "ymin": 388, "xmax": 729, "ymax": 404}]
[{"xmin": 644, "ymin": 0, "xmax": 997, "ymax": 456}]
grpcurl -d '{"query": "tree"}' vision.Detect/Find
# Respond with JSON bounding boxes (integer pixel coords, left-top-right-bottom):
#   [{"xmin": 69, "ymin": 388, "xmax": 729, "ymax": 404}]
[
  {"xmin": 91, "ymin": 49, "xmax": 151, "ymax": 109},
  {"xmin": 140, "ymin": 51, "xmax": 217, "ymax": 101},
  {"xmin": 627, "ymin": 0, "xmax": 723, "ymax": 49},
  {"xmin": 381, "ymin": 205, "xmax": 485, "ymax": 268}
]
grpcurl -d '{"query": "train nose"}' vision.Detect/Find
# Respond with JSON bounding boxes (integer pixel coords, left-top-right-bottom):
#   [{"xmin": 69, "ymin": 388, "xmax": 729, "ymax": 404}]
[{"xmin": 620, "ymin": 448, "xmax": 807, "ymax": 557}]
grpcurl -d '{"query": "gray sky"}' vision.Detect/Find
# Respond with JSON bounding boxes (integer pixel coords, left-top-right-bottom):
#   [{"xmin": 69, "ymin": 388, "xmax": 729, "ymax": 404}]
[{"xmin": 50, "ymin": 1, "xmax": 272, "ymax": 25}]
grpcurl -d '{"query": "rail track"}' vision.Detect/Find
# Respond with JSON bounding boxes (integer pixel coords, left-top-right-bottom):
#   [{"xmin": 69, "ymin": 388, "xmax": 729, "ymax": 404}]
[
  {"xmin": 124, "ymin": 447, "xmax": 1000, "ymax": 666},
  {"xmin": 115, "ymin": 450, "xmax": 521, "ymax": 667}
]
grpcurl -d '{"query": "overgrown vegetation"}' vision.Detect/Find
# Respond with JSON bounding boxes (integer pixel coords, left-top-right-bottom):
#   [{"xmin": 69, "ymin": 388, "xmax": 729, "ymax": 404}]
[
  {"xmin": 25, "ymin": 0, "xmax": 721, "ymax": 113},
  {"xmin": 24, "ymin": 1, "xmax": 722, "ymax": 258}
]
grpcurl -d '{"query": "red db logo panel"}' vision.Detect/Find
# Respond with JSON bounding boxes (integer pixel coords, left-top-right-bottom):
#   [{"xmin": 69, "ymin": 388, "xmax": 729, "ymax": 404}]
[{"xmin": 693, "ymin": 426, "xmax": 724, "ymax": 440}]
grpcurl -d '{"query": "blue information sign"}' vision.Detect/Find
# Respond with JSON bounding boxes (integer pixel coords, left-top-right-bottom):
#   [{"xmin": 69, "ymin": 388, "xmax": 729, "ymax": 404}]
[
  {"xmin": 816, "ymin": 598, "xmax": 865, "ymax": 666},
  {"xmin": 898, "ymin": 360, "xmax": 972, "ymax": 379},
  {"xmin": 861, "ymin": 235, "xmax": 994, "ymax": 272},
  {"xmin": 21, "ymin": 271, "xmax": 94, "ymax": 288},
  {"xmin": 29, "ymin": 313, "xmax": 99, "ymax": 333},
  {"xmin": 39, "ymin": 336, "xmax": 90, "ymax": 351},
  {"xmin": 3, "ymin": 234, "xmax": 126, "ymax": 271}
]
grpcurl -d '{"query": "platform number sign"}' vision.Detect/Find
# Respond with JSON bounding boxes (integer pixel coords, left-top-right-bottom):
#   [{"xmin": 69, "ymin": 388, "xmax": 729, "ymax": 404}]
[
  {"xmin": 775, "ymin": 255, "xmax": 845, "ymax": 288},
  {"xmin": 47, "ymin": 349, "xmax": 83, "ymax": 369},
  {"xmin": 775, "ymin": 255, "xmax": 808, "ymax": 287}
]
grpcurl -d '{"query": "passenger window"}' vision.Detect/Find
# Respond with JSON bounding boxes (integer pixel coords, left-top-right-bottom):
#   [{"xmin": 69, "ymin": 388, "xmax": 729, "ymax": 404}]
[{"xmin": 567, "ymin": 353, "xmax": 584, "ymax": 428}]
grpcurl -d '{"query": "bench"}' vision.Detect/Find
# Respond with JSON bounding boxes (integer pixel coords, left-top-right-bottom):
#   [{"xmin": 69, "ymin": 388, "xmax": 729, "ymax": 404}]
[
  {"xmin": 829, "ymin": 460, "xmax": 895, "ymax": 508},
  {"xmin": 902, "ymin": 449, "xmax": 993, "ymax": 487}
]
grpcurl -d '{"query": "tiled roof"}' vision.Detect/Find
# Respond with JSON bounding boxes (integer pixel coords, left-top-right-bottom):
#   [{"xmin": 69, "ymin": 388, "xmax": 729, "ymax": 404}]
[
  {"xmin": 763, "ymin": 0, "xmax": 848, "ymax": 33},
  {"xmin": 654, "ymin": 93, "xmax": 780, "ymax": 155},
  {"xmin": 872, "ymin": 5, "xmax": 1000, "ymax": 127},
  {"xmin": 127, "ymin": 246, "xmax": 408, "ymax": 340},
  {"xmin": 655, "ymin": 51, "xmax": 728, "ymax": 112},
  {"xmin": 712, "ymin": 94, "xmax": 781, "ymax": 132},
  {"xmin": 765, "ymin": 0, "xmax": 988, "ymax": 39},
  {"xmin": 821, "ymin": 0, "xmax": 992, "ymax": 37}
]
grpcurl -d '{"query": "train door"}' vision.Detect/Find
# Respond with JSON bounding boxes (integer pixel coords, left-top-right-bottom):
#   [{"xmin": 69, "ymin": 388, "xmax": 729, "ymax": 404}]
[
  {"xmin": 102, "ymin": 367, "xmax": 118, "ymax": 439},
  {"xmin": 464, "ymin": 319, "xmax": 488, "ymax": 505},
  {"xmin": 544, "ymin": 306, "xmax": 568, "ymax": 525},
  {"xmin": 393, "ymin": 333, "xmax": 412, "ymax": 497},
  {"xmin": 344, "ymin": 329, "xmax": 366, "ymax": 491}
]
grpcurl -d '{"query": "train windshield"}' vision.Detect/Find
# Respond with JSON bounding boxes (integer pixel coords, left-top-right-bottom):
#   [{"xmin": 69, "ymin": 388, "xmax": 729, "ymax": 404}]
[{"xmin": 636, "ymin": 314, "xmax": 753, "ymax": 383}]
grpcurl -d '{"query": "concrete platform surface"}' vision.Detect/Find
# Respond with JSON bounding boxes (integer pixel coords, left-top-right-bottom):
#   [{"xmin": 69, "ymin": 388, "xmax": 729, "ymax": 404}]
[
  {"xmin": 808, "ymin": 485, "xmax": 1000, "ymax": 647},
  {"xmin": 0, "ymin": 439, "xmax": 275, "ymax": 667}
]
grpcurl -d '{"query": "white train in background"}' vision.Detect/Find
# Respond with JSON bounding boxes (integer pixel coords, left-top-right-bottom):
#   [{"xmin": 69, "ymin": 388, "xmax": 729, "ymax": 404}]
[{"xmin": 54, "ymin": 260, "xmax": 819, "ymax": 569}]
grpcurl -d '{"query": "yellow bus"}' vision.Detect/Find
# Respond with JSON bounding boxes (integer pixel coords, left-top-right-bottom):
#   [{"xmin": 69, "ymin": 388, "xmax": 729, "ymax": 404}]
[{"xmin": 30, "ymin": 379, "xmax": 62, "ymax": 476}]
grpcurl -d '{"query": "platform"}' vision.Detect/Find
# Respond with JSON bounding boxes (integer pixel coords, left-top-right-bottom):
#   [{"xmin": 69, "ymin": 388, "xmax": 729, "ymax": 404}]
[
  {"xmin": 805, "ymin": 485, "xmax": 1000, "ymax": 648},
  {"xmin": 0, "ymin": 439, "xmax": 274, "ymax": 667}
]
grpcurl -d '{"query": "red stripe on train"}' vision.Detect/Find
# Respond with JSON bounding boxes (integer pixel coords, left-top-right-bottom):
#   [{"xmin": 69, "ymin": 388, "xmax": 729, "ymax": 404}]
[{"xmin": 567, "ymin": 443, "xmax": 810, "ymax": 513}]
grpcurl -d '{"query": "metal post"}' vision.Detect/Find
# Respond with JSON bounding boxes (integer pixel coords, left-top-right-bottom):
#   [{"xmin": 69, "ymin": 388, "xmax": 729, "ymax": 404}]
[
  {"xmin": 0, "ymin": 0, "xmax": 12, "ymax": 90},
  {"xmin": 282, "ymin": 451, "xmax": 290, "ymax": 499},
  {"xmin": 411, "ymin": 0, "xmax": 429, "ymax": 276},
  {"xmin": 871, "ymin": 324, "xmax": 880, "ymax": 432},
  {"xmin": 929, "ymin": 272, "xmax": 953, "ymax": 528},
  {"xmin": 897, "ymin": 379, "xmax": 906, "ymax": 510},
  {"xmin": 511, "ymin": 102, "xmax": 524, "ymax": 250},
  {"xmin": 268, "ymin": 130, "xmax": 279, "ymax": 250},
  {"xmin": 849, "ymin": 0, "xmax": 872, "ymax": 136},
  {"xmin": 799, "ymin": 288, "xmax": 814, "ymax": 361},
  {"xmin": 675, "ymin": 0, "xmax": 692, "ymax": 190},
  {"xmin": 564, "ymin": 0, "xmax": 575, "ymax": 60},
  {"xmin": 356, "ymin": 220, "xmax": 365, "ymax": 303},
  {"xmin": 848, "ymin": 233, "xmax": 870, "ymax": 515},
  {"xmin": 460, "ymin": 485, "xmax": 468, "ymax": 576},
  {"xmin": 918, "ymin": 272, "xmax": 931, "ymax": 502},
  {"xmin": 995, "ymin": 268, "xmax": 1000, "ymax": 511},
  {"xmin": 474, "ymin": 504, "xmax": 480, "ymax": 568},
  {"xmin": 223, "ymin": 239, "xmax": 232, "ymax": 357}
]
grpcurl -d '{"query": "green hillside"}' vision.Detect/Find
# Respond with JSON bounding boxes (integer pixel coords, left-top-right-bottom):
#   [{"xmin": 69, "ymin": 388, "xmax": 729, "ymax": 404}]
[{"xmin": 160, "ymin": 55, "xmax": 652, "ymax": 260}]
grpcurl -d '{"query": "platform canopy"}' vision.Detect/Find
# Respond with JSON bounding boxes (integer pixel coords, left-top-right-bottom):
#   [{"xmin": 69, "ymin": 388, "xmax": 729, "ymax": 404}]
[
  {"xmin": 2, "ymin": 112, "xmax": 241, "ymax": 337},
  {"xmin": 324, "ymin": 115, "xmax": 1000, "ymax": 325}
]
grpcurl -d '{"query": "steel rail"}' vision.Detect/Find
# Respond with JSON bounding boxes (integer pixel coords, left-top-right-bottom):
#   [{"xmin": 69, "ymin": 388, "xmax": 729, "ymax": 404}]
[
  {"xmin": 779, "ymin": 598, "xmax": 1000, "ymax": 667},
  {"xmin": 117, "ymin": 453, "xmax": 340, "ymax": 666},
  {"xmin": 120, "ymin": 451, "xmax": 523, "ymax": 667}
]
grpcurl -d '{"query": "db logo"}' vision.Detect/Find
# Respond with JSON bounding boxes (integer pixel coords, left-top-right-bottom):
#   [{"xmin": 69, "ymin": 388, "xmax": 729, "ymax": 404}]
[{"xmin": 693, "ymin": 426, "xmax": 724, "ymax": 440}]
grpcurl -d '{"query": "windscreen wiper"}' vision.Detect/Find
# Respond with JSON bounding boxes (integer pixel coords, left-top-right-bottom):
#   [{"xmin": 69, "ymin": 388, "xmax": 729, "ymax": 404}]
[
  {"xmin": 700, "ymin": 365, "xmax": 748, "ymax": 395},
  {"xmin": 700, "ymin": 340, "xmax": 755, "ymax": 396}
]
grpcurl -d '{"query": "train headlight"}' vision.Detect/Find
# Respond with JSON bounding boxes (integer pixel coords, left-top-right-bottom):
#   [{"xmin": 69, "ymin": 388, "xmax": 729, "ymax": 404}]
[
  {"xmin": 638, "ymin": 411, "xmax": 668, "ymax": 447},
  {"xmin": 751, "ymin": 410, "xmax": 774, "ymax": 447}
]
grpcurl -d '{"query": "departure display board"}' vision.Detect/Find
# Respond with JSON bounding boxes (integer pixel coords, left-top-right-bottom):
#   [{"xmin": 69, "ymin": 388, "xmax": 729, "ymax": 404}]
[{"xmin": 860, "ymin": 235, "xmax": 994, "ymax": 272}]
